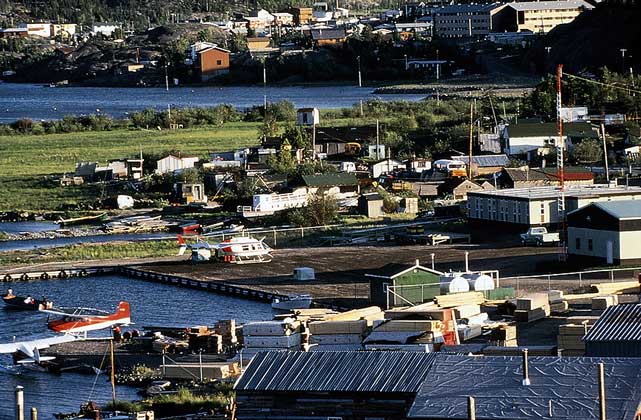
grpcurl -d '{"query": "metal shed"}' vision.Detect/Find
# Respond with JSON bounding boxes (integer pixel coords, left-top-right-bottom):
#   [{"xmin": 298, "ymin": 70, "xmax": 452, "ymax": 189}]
[{"xmin": 584, "ymin": 304, "xmax": 641, "ymax": 357}]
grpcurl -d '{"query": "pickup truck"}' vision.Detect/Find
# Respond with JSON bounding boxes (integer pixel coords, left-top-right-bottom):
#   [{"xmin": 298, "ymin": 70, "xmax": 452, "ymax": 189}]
[{"xmin": 520, "ymin": 227, "xmax": 560, "ymax": 246}]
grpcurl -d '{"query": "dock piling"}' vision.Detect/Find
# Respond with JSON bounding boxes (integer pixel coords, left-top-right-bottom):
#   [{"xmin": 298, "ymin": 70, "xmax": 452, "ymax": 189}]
[
  {"xmin": 30, "ymin": 408, "xmax": 37, "ymax": 420},
  {"xmin": 15, "ymin": 386, "xmax": 24, "ymax": 420}
]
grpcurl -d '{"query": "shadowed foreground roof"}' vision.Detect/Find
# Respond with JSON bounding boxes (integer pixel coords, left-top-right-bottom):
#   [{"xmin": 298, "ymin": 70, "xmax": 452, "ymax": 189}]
[
  {"xmin": 235, "ymin": 350, "xmax": 437, "ymax": 393},
  {"xmin": 408, "ymin": 355, "xmax": 641, "ymax": 420}
]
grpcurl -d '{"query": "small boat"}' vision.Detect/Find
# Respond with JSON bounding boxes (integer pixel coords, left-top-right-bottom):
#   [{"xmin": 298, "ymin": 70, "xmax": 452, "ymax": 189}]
[
  {"xmin": 271, "ymin": 294, "xmax": 313, "ymax": 311},
  {"xmin": 58, "ymin": 212, "xmax": 108, "ymax": 227},
  {"xmin": 2, "ymin": 295, "xmax": 50, "ymax": 311}
]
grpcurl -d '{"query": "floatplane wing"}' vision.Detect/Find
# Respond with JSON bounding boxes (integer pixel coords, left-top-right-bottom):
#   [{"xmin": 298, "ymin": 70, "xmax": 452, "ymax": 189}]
[
  {"xmin": 46, "ymin": 301, "xmax": 131, "ymax": 334},
  {"xmin": 0, "ymin": 335, "xmax": 79, "ymax": 364}
]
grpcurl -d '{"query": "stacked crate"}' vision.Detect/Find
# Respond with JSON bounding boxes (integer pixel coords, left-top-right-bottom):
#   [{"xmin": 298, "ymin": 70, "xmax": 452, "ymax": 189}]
[
  {"xmin": 187, "ymin": 326, "xmax": 223, "ymax": 354},
  {"xmin": 557, "ymin": 316, "xmax": 599, "ymax": 356},
  {"xmin": 514, "ymin": 293, "xmax": 550, "ymax": 322},
  {"xmin": 548, "ymin": 290, "xmax": 569, "ymax": 314},
  {"xmin": 212, "ymin": 319, "xmax": 237, "ymax": 350}
]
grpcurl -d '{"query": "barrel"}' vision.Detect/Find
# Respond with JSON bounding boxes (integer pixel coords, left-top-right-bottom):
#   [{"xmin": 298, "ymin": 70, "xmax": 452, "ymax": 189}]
[{"xmin": 440, "ymin": 273, "xmax": 470, "ymax": 294}]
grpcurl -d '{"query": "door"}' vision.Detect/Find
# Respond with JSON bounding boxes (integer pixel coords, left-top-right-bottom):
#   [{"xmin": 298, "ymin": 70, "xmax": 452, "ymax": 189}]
[{"xmin": 606, "ymin": 240, "xmax": 613, "ymax": 265}]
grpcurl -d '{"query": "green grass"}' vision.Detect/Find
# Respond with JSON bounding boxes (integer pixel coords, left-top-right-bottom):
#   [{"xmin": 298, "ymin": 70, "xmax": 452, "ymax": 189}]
[
  {"xmin": 0, "ymin": 123, "xmax": 261, "ymax": 211},
  {"xmin": 0, "ymin": 240, "xmax": 177, "ymax": 266}
]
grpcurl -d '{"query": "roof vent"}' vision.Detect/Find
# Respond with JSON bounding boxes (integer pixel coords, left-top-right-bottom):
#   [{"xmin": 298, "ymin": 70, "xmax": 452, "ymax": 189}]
[{"xmin": 522, "ymin": 348, "xmax": 531, "ymax": 386}]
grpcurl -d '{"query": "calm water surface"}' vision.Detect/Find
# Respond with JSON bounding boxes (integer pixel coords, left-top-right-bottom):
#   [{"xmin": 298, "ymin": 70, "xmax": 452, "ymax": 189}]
[
  {"xmin": 0, "ymin": 274, "xmax": 273, "ymax": 418},
  {"xmin": 0, "ymin": 83, "xmax": 425, "ymax": 122}
]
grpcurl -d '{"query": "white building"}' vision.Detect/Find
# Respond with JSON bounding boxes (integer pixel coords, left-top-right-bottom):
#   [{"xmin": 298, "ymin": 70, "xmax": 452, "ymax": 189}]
[
  {"xmin": 371, "ymin": 158, "xmax": 404, "ymax": 178},
  {"xmin": 503, "ymin": 122, "xmax": 597, "ymax": 158},
  {"xmin": 561, "ymin": 106, "xmax": 589, "ymax": 122},
  {"xmin": 18, "ymin": 23, "xmax": 52, "ymax": 37},
  {"xmin": 567, "ymin": 200, "xmax": 641, "ymax": 265},
  {"xmin": 92, "ymin": 23, "xmax": 120, "ymax": 37},
  {"xmin": 272, "ymin": 12, "xmax": 294, "ymax": 26},
  {"xmin": 156, "ymin": 155, "xmax": 200, "ymax": 174},
  {"xmin": 467, "ymin": 185, "xmax": 641, "ymax": 227}
]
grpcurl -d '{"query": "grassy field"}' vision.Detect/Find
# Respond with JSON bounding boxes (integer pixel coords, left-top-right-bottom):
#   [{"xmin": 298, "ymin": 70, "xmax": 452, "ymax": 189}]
[
  {"xmin": 0, "ymin": 123, "xmax": 261, "ymax": 211},
  {"xmin": 0, "ymin": 240, "xmax": 177, "ymax": 266}
]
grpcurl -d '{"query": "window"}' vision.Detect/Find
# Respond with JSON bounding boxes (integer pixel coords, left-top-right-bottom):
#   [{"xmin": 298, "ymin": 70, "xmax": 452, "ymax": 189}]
[
  {"xmin": 216, "ymin": 60, "xmax": 222, "ymax": 65},
  {"xmin": 588, "ymin": 239, "xmax": 593, "ymax": 251},
  {"xmin": 576, "ymin": 238, "xmax": 581, "ymax": 250}
]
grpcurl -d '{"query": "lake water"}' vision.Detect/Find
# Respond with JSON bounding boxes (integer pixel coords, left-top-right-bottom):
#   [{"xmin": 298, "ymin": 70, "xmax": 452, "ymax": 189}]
[
  {"xmin": 0, "ymin": 83, "xmax": 425, "ymax": 122},
  {"xmin": 0, "ymin": 274, "xmax": 273, "ymax": 419}
]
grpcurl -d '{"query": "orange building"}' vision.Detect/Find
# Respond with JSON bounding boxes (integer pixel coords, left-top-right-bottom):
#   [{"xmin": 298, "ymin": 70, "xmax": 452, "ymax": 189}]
[
  {"xmin": 196, "ymin": 46, "xmax": 230, "ymax": 81},
  {"xmin": 311, "ymin": 28, "xmax": 347, "ymax": 48}
]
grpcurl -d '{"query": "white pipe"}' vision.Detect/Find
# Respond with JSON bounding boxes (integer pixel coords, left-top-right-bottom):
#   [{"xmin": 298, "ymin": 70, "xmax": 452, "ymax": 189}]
[
  {"xmin": 465, "ymin": 251, "xmax": 470, "ymax": 272},
  {"xmin": 15, "ymin": 386, "xmax": 24, "ymax": 420}
]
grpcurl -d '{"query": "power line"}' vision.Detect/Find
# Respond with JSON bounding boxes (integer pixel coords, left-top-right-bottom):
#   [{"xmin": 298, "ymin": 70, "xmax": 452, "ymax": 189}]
[{"xmin": 563, "ymin": 72, "xmax": 641, "ymax": 95}]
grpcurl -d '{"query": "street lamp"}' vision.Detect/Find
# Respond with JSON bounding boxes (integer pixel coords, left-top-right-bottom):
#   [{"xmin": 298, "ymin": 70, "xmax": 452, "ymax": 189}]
[
  {"xmin": 544, "ymin": 46, "xmax": 551, "ymax": 73},
  {"xmin": 620, "ymin": 48, "xmax": 627, "ymax": 73},
  {"xmin": 357, "ymin": 55, "xmax": 362, "ymax": 87}
]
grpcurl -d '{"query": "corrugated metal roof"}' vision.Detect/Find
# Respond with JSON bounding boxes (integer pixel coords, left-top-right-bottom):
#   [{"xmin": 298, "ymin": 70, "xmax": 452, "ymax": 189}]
[
  {"xmin": 584, "ymin": 304, "xmax": 641, "ymax": 342},
  {"xmin": 235, "ymin": 351, "xmax": 437, "ymax": 393},
  {"xmin": 593, "ymin": 200, "xmax": 641, "ymax": 220},
  {"xmin": 451, "ymin": 154, "xmax": 509, "ymax": 167},
  {"xmin": 302, "ymin": 173, "xmax": 358, "ymax": 187},
  {"xmin": 507, "ymin": 0, "xmax": 594, "ymax": 11},
  {"xmin": 408, "ymin": 354, "xmax": 641, "ymax": 420}
]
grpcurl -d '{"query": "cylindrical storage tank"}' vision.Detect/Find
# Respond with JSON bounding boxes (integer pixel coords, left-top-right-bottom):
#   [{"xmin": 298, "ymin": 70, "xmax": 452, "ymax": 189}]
[
  {"xmin": 440, "ymin": 273, "xmax": 470, "ymax": 294},
  {"xmin": 464, "ymin": 273, "xmax": 495, "ymax": 291}
]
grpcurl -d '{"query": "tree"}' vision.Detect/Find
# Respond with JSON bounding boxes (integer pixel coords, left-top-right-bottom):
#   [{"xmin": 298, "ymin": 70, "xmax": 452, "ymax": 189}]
[
  {"xmin": 281, "ymin": 124, "xmax": 310, "ymax": 149},
  {"xmin": 288, "ymin": 193, "xmax": 338, "ymax": 227},
  {"xmin": 570, "ymin": 138, "xmax": 602, "ymax": 163},
  {"xmin": 258, "ymin": 115, "xmax": 278, "ymax": 139}
]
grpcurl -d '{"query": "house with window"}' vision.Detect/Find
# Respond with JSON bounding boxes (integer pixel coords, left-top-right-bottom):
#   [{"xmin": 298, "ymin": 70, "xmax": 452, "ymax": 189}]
[
  {"xmin": 498, "ymin": 166, "xmax": 594, "ymax": 189},
  {"xmin": 567, "ymin": 200, "xmax": 641, "ymax": 265},
  {"xmin": 467, "ymin": 185, "xmax": 641, "ymax": 228},
  {"xmin": 433, "ymin": 3, "xmax": 507, "ymax": 39},
  {"xmin": 503, "ymin": 122, "xmax": 598, "ymax": 160},
  {"xmin": 190, "ymin": 42, "xmax": 230, "ymax": 81}
]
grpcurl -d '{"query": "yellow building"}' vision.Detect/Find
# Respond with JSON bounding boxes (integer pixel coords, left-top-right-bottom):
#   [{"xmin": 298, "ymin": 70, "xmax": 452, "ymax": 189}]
[{"xmin": 494, "ymin": 0, "xmax": 594, "ymax": 34}]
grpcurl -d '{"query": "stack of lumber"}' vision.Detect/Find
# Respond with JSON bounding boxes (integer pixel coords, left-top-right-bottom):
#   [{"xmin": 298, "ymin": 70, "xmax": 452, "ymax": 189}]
[
  {"xmin": 323, "ymin": 306, "xmax": 385, "ymax": 326},
  {"xmin": 307, "ymin": 319, "xmax": 366, "ymax": 350},
  {"xmin": 242, "ymin": 319, "xmax": 302, "ymax": 357},
  {"xmin": 590, "ymin": 281, "xmax": 640, "ymax": 295},
  {"xmin": 434, "ymin": 292, "xmax": 485, "ymax": 308},
  {"xmin": 514, "ymin": 293, "xmax": 550, "ymax": 323},
  {"xmin": 305, "ymin": 306, "xmax": 384, "ymax": 351},
  {"xmin": 487, "ymin": 324, "xmax": 518, "ymax": 347},
  {"xmin": 592, "ymin": 295, "xmax": 618, "ymax": 311},
  {"xmin": 281, "ymin": 308, "xmax": 339, "ymax": 322},
  {"xmin": 384, "ymin": 302, "xmax": 438, "ymax": 320},
  {"xmin": 557, "ymin": 323, "xmax": 589, "ymax": 356},
  {"xmin": 161, "ymin": 361, "xmax": 237, "ymax": 380},
  {"xmin": 188, "ymin": 332, "xmax": 223, "ymax": 354}
]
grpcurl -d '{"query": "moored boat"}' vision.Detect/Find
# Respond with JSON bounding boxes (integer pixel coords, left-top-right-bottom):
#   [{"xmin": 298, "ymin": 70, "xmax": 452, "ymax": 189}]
[
  {"xmin": 2, "ymin": 295, "xmax": 50, "ymax": 311},
  {"xmin": 271, "ymin": 294, "xmax": 313, "ymax": 311}
]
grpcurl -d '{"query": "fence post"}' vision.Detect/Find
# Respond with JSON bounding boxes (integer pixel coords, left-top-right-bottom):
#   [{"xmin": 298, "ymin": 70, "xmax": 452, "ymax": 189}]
[
  {"xmin": 579, "ymin": 272, "xmax": 582, "ymax": 288},
  {"xmin": 300, "ymin": 227, "xmax": 304, "ymax": 239},
  {"xmin": 610, "ymin": 270, "xmax": 614, "ymax": 283},
  {"xmin": 516, "ymin": 277, "xmax": 520, "ymax": 296},
  {"xmin": 273, "ymin": 228, "xmax": 277, "ymax": 247},
  {"xmin": 548, "ymin": 275, "xmax": 551, "ymax": 291}
]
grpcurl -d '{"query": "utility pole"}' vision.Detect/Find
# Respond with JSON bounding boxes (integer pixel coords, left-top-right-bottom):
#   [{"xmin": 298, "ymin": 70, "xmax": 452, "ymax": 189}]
[
  {"xmin": 376, "ymin": 119, "xmax": 380, "ymax": 160},
  {"xmin": 556, "ymin": 64, "xmax": 566, "ymax": 262},
  {"xmin": 164, "ymin": 62, "xmax": 169, "ymax": 92},
  {"xmin": 468, "ymin": 102, "xmax": 474, "ymax": 179},
  {"xmin": 436, "ymin": 49, "xmax": 440, "ymax": 80},
  {"xmin": 620, "ymin": 48, "xmax": 627, "ymax": 74},
  {"xmin": 601, "ymin": 123, "xmax": 609, "ymax": 184},
  {"xmin": 357, "ymin": 55, "xmax": 362, "ymax": 87}
]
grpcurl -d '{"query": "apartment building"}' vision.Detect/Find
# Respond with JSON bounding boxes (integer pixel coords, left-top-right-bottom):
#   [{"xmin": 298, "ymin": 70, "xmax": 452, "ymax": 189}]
[
  {"xmin": 433, "ymin": 3, "xmax": 506, "ymax": 39},
  {"xmin": 493, "ymin": 0, "xmax": 594, "ymax": 33}
]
